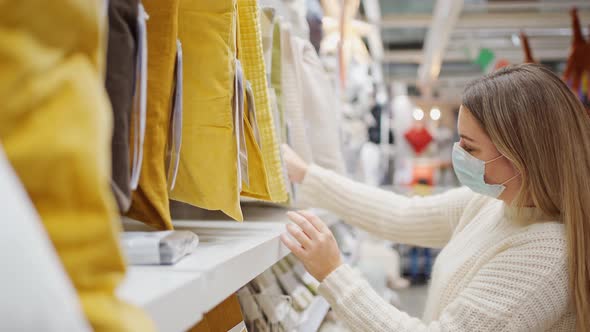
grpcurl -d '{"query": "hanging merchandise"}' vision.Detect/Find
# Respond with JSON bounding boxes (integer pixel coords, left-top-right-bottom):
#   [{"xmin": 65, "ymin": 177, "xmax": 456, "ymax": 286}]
[
  {"xmin": 280, "ymin": 27, "xmax": 346, "ymax": 174},
  {"xmin": 519, "ymin": 32, "xmax": 536, "ymax": 64},
  {"xmin": 563, "ymin": 7, "xmax": 590, "ymax": 103},
  {"xmin": 272, "ymin": 0, "xmax": 310, "ymax": 40},
  {"xmin": 172, "ymin": 0, "xmax": 244, "ymax": 220},
  {"xmin": 281, "ymin": 25, "xmax": 314, "ymax": 163},
  {"xmin": 306, "ymin": 0, "xmax": 324, "ymax": 53},
  {"xmin": 238, "ymin": 0, "xmax": 289, "ymax": 203},
  {"xmin": 105, "ymin": 0, "xmax": 140, "ymax": 212},
  {"xmin": 126, "ymin": 0, "xmax": 180, "ymax": 230},
  {"xmin": 235, "ymin": 5, "xmax": 275, "ymax": 204},
  {"xmin": 0, "ymin": 1, "xmax": 154, "ymax": 330},
  {"xmin": 271, "ymin": 21, "xmax": 288, "ymax": 145},
  {"xmin": 0, "ymin": 148, "xmax": 91, "ymax": 332},
  {"xmin": 293, "ymin": 36, "xmax": 346, "ymax": 174},
  {"xmin": 404, "ymin": 124, "xmax": 433, "ymax": 154},
  {"xmin": 260, "ymin": 8, "xmax": 275, "ymax": 79}
]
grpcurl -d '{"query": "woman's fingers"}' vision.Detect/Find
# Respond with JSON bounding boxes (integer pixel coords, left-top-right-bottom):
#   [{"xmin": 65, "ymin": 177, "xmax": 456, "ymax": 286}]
[
  {"xmin": 297, "ymin": 210, "xmax": 329, "ymax": 234},
  {"xmin": 280, "ymin": 233, "xmax": 305, "ymax": 257},
  {"xmin": 286, "ymin": 223, "xmax": 312, "ymax": 249},
  {"xmin": 287, "ymin": 211, "xmax": 320, "ymax": 240}
]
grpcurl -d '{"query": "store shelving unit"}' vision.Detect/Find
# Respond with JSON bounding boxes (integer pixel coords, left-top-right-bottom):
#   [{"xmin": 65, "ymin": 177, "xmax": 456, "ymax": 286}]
[
  {"xmin": 117, "ymin": 204, "xmax": 346, "ymax": 332},
  {"xmin": 118, "ymin": 220, "xmax": 291, "ymax": 331}
]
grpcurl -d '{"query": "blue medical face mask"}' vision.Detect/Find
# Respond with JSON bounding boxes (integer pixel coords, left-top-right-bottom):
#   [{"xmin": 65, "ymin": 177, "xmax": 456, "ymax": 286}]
[{"xmin": 452, "ymin": 143, "xmax": 519, "ymax": 198}]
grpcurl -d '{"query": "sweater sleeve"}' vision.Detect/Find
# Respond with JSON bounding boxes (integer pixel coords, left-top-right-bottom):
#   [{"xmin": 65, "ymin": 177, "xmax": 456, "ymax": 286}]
[
  {"xmin": 318, "ymin": 230, "xmax": 569, "ymax": 332},
  {"xmin": 299, "ymin": 164, "xmax": 474, "ymax": 248}
]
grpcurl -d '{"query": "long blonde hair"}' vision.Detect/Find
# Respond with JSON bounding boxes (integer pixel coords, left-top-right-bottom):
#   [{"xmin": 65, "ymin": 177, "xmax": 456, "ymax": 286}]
[{"xmin": 463, "ymin": 64, "xmax": 590, "ymax": 331}]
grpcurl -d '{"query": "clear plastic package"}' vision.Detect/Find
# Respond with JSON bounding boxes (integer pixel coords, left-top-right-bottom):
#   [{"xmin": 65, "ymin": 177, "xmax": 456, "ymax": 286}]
[{"xmin": 120, "ymin": 231, "xmax": 199, "ymax": 265}]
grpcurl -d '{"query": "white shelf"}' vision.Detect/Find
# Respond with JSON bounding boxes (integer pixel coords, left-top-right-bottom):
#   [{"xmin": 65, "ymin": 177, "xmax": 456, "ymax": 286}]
[
  {"xmin": 117, "ymin": 268, "xmax": 205, "ymax": 332},
  {"xmin": 296, "ymin": 296, "xmax": 331, "ymax": 332},
  {"xmin": 117, "ymin": 220, "xmax": 291, "ymax": 332}
]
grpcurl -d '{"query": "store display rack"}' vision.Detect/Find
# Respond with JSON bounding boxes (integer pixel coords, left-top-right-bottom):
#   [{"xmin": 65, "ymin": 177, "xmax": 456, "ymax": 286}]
[
  {"xmin": 117, "ymin": 219, "xmax": 291, "ymax": 331},
  {"xmin": 117, "ymin": 202, "xmax": 344, "ymax": 332}
]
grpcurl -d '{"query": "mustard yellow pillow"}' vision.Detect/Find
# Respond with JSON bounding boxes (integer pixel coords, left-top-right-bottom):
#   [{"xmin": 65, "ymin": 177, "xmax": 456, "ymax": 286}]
[
  {"xmin": 171, "ymin": 0, "xmax": 244, "ymax": 220},
  {"xmin": 0, "ymin": 0, "xmax": 153, "ymax": 330},
  {"xmin": 126, "ymin": 0, "xmax": 179, "ymax": 230},
  {"xmin": 237, "ymin": 0, "xmax": 288, "ymax": 203}
]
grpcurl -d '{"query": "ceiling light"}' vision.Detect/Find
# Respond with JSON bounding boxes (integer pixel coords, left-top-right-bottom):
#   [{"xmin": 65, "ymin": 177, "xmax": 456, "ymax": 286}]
[
  {"xmin": 413, "ymin": 107, "xmax": 424, "ymax": 121},
  {"xmin": 430, "ymin": 107, "xmax": 441, "ymax": 121},
  {"xmin": 511, "ymin": 33, "xmax": 521, "ymax": 47}
]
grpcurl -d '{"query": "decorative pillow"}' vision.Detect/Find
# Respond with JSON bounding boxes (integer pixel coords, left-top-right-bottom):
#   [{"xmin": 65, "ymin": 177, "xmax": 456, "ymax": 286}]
[
  {"xmin": 126, "ymin": 0, "xmax": 179, "ymax": 230},
  {"xmin": 238, "ymin": 0, "xmax": 289, "ymax": 203},
  {"xmin": 171, "ymin": 0, "xmax": 244, "ymax": 220},
  {"xmin": 0, "ymin": 0, "xmax": 154, "ymax": 329}
]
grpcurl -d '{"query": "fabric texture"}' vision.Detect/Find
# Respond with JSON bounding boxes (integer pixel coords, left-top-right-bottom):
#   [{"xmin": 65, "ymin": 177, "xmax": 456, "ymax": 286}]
[
  {"xmin": 238, "ymin": 0, "xmax": 289, "ymax": 203},
  {"xmin": 0, "ymin": 1, "xmax": 154, "ymax": 330},
  {"xmin": 171, "ymin": 0, "xmax": 244, "ymax": 220},
  {"xmin": 126, "ymin": 0, "xmax": 179, "ymax": 230},
  {"xmin": 280, "ymin": 30, "xmax": 345, "ymax": 174},
  {"xmin": 270, "ymin": 21, "xmax": 288, "ymax": 144},
  {"xmin": 299, "ymin": 164, "xmax": 575, "ymax": 331},
  {"xmin": 293, "ymin": 36, "xmax": 345, "ymax": 174},
  {"xmin": 280, "ymin": 25, "xmax": 313, "ymax": 163},
  {"xmin": 260, "ymin": 8, "xmax": 275, "ymax": 80},
  {"xmin": 105, "ymin": 0, "xmax": 138, "ymax": 212}
]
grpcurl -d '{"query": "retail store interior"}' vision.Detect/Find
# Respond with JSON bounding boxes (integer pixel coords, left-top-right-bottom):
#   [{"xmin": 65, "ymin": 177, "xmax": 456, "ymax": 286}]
[{"xmin": 3, "ymin": 0, "xmax": 590, "ymax": 331}]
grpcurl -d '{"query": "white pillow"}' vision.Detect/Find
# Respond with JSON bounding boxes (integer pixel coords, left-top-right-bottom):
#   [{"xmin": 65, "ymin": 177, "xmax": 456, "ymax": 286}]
[{"xmin": 0, "ymin": 148, "xmax": 90, "ymax": 332}]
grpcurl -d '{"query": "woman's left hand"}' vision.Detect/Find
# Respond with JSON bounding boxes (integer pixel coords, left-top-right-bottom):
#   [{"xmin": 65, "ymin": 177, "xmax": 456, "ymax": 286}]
[{"xmin": 281, "ymin": 210, "xmax": 343, "ymax": 282}]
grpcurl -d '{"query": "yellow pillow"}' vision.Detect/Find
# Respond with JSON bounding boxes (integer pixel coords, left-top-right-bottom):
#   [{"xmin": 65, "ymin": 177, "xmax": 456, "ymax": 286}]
[
  {"xmin": 125, "ymin": 0, "xmax": 179, "ymax": 230},
  {"xmin": 171, "ymin": 0, "xmax": 244, "ymax": 221},
  {"xmin": 237, "ymin": 0, "xmax": 288, "ymax": 203},
  {"xmin": 0, "ymin": 0, "xmax": 154, "ymax": 330}
]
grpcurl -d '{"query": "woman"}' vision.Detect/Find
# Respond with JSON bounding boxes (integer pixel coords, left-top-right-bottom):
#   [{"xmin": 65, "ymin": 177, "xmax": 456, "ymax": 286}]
[{"xmin": 281, "ymin": 64, "xmax": 588, "ymax": 331}]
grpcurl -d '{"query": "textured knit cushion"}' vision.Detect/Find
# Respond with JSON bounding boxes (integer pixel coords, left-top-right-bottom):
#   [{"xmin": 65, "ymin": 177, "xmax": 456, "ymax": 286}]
[
  {"xmin": 171, "ymin": 0, "xmax": 244, "ymax": 220},
  {"xmin": 280, "ymin": 25, "xmax": 314, "ymax": 163},
  {"xmin": 125, "ymin": 0, "xmax": 178, "ymax": 230},
  {"xmin": 0, "ymin": 1, "xmax": 154, "ymax": 330},
  {"xmin": 238, "ymin": 0, "xmax": 289, "ymax": 203},
  {"xmin": 294, "ymin": 36, "xmax": 346, "ymax": 174},
  {"xmin": 270, "ymin": 21, "xmax": 288, "ymax": 144}
]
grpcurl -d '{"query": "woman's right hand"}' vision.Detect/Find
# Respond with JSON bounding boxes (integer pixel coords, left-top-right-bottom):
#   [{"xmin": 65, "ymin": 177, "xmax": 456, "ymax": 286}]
[{"xmin": 281, "ymin": 144, "xmax": 309, "ymax": 184}]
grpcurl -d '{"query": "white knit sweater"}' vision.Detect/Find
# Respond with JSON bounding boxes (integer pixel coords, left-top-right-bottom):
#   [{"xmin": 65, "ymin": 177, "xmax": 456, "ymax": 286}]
[{"xmin": 299, "ymin": 165, "xmax": 576, "ymax": 331}]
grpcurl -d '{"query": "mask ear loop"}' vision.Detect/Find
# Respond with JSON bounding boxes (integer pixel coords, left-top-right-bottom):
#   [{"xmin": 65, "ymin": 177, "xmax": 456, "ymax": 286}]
[
  {"xmin": 501, "ymin": 173, "xmax": 521, "ymax": 185},
  {"xmin": 484, "ymin": 154, "xmax": 521, "ymax": 185},
  {"xmin": 484, "ymin": 154, "xmax": 504, "ymax": 164}
]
